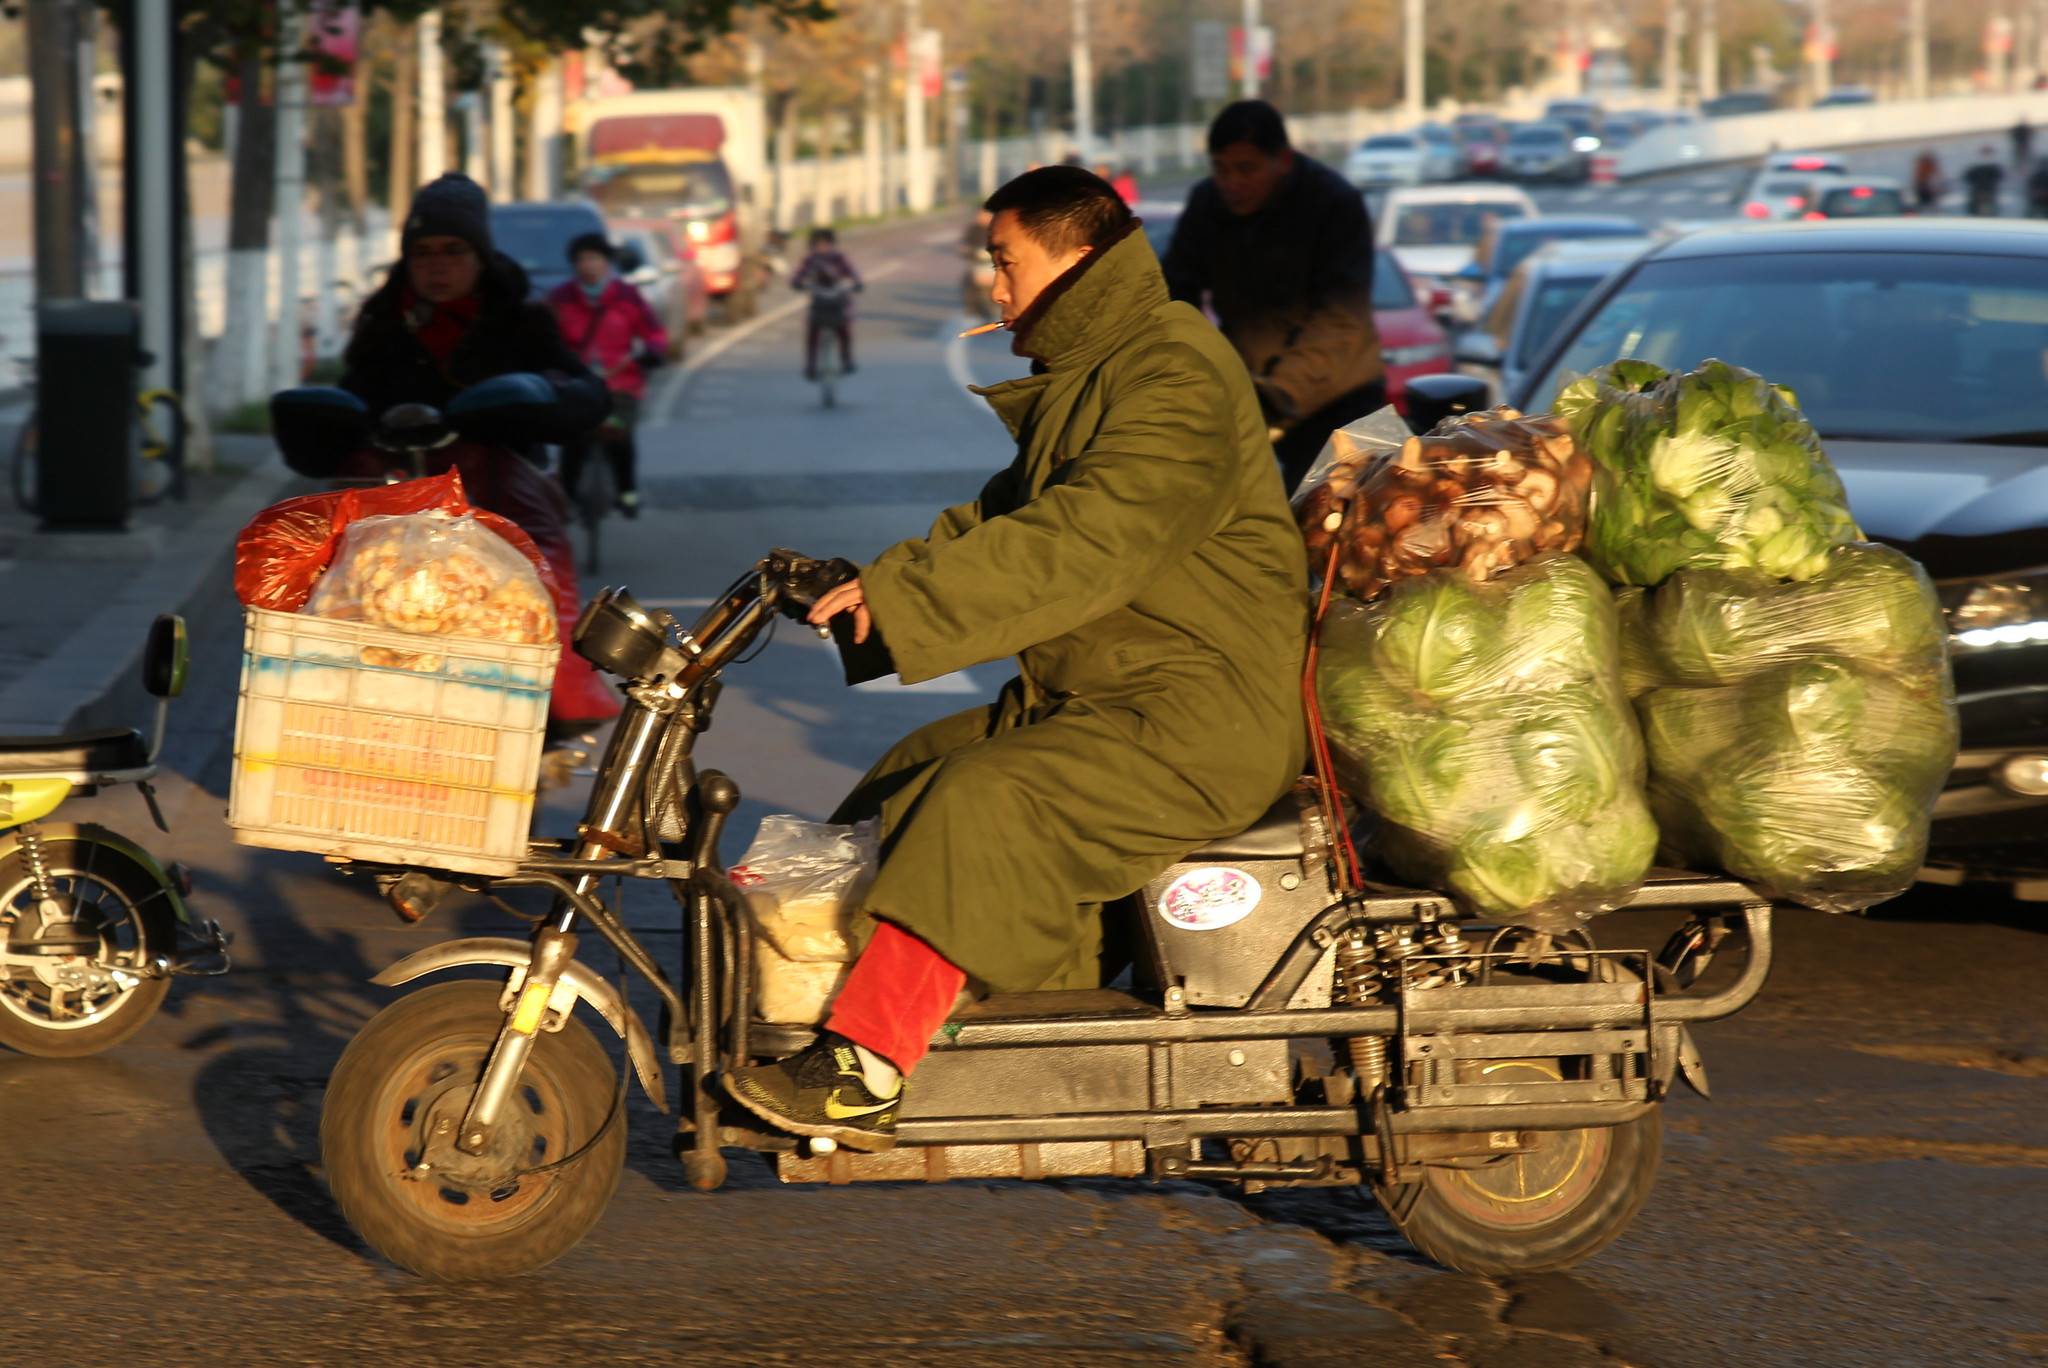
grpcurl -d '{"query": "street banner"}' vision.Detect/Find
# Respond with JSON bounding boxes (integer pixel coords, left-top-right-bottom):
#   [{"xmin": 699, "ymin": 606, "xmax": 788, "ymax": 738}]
[
  {"xmin": 308, "ymin": 2, "xmax": 361, "ymax": 108},
  {"xmin": 1190, "ymin": 20, "xmax": 1229, "ymax": 101}
]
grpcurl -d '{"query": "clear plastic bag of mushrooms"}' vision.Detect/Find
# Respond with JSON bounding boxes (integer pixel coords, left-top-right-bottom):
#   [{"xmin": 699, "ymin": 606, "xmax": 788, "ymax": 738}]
[{"xmin": 1295, "ymin": 404, "xmax": 1596, "ymax": 601}]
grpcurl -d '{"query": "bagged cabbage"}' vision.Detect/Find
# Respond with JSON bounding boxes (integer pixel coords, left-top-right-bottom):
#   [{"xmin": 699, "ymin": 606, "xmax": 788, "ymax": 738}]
[
  {"xmin": 305, "ymin": 511, "xmax": 556, "ymax": 670},
  {"xmin": 1296, "ymin": 403, "xmax": 1594, "ymax": 600},
  {"xmin": 1557, "ymin": 358, "xmax": 1861, "ymax": 586},
  {"xmin": 1317, "ymin": 554, "xmax": 1657, "ymax": 926},
  {"xmin": 1620, "ymin": 543, "xmax": 1958, "ymax": 912}
]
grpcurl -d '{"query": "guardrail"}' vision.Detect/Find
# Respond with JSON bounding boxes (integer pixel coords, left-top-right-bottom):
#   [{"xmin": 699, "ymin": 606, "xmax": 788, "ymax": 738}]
[{"xmin": 1616, "ymin": 91, "xmax": 2048, "ymax": 179}]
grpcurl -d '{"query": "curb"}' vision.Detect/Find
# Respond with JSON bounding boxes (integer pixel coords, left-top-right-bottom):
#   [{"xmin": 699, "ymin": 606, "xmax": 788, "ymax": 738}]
[{"xmin": 0, "ymin": 443, "xmax": 301, "ymax": 737}]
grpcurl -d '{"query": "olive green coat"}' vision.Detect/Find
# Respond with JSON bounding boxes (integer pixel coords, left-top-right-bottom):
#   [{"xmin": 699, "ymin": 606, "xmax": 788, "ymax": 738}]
[{"xmin": 835, "ymin": 226, "xmax": 1310, "ymax": 994}]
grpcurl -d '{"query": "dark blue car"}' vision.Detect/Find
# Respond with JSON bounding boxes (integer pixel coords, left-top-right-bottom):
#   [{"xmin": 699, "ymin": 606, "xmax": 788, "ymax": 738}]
[{"xmin": 1452, "ymin": 215, "xmax": 1643, "ymax": 326}]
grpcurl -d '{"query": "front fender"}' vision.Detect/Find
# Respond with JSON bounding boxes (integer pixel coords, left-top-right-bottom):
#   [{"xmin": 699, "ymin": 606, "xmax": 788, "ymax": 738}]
[
  {"xmin": 372, "ymin": 936, "xmax": 668, "ymax": 1113},
  {"xmin": 0, "ymin": 821, "xmax": 191, "ymax": 925}
]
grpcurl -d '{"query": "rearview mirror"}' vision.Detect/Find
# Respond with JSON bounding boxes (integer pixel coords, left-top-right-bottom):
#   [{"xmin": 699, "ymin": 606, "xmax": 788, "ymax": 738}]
[{"xmin": 143, "ymin": 614, "xmax": 187, "ymax": 700}]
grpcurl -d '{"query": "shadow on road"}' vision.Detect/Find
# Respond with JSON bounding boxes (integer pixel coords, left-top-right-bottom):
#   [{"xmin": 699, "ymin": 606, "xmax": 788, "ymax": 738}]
[{"xmin": 186, "ymin": 850, "xmax": 387, "ymax": 1259}]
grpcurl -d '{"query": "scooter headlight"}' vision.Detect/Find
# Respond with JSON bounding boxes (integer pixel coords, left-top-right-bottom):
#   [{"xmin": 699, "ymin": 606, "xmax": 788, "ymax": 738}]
[{"xmin": 574, "ymin": 587, "xmax": 676, "ymax": 680}]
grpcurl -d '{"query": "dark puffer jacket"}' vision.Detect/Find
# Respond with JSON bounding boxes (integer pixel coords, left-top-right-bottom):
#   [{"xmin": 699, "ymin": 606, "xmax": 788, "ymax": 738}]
[{"xmin": 332, "ymin": 252, "xmax": 611, "ymax": 457}]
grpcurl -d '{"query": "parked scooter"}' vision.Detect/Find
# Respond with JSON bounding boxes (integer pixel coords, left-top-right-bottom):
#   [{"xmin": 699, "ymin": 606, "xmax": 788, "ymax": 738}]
[
  {"xmin": 0, "ymin": 616, "xmax": 229, "ymax": 1056},
  {"xmin": 316, "ymin": 523, "xmax": 1777, "ymax": 1280}
]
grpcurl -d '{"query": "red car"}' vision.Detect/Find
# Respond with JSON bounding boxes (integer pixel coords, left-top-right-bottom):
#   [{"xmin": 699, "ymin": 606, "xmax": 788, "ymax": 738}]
[
  {"xmin": 1452, "ymin": 115, "xmax": 1507, "ymax": 177},
  {"xmin": 1374, "ymin": 252, "xmax": 1453, "ymax": 414}
]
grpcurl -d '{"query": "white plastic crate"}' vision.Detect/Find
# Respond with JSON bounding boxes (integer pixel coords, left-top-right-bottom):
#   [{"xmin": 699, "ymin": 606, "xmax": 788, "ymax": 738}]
[{"xmin": 229, "ymin": 607, "xmax": 559, "ymax": 877}]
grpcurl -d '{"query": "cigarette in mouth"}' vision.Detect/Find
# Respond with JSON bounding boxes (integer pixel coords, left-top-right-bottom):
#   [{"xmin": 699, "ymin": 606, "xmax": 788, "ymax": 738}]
[{"xmin": 957, "ymin": 320, "xmax": 1008, "ymax": 338}]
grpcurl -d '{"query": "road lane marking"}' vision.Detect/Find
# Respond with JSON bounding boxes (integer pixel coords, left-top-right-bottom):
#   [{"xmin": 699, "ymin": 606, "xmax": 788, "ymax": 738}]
[
  {"xmin": 649, "ymin": 260, "xmax": 907, "ymax": 425},
  {"xmin": 943, "ymin": 314, "xmax": 1013, "ymax": 421},
  {"xmin": 1773, "ymin": 1134, "xmax": 2048, "ymax": 1168}
]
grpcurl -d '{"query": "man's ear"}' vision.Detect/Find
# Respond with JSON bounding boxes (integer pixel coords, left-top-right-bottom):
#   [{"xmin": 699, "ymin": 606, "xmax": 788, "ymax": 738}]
[{"xmin": 1276, "ymin": 147, "xmax": 1297, "ymax": 175}]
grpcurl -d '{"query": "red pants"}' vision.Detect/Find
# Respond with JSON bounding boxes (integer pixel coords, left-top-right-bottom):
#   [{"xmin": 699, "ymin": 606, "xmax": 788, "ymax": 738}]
[{"xmin": 825, "ymin": 921, "xmax": 965, "ymax": 1074}]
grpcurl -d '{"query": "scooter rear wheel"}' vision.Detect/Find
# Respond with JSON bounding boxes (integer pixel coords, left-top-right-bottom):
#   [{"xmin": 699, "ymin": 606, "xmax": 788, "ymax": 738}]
[
  {"xmin": 322, "ymin": 980, "xmax": 626, "ymax": 1281},
  {"xmin": 1372, "ymin": 1061, "xmax": 1662, "ymax": 1276},
  {"xmin": 0, "ymin": 841, "xmax": 174, "ymax": 1057}
]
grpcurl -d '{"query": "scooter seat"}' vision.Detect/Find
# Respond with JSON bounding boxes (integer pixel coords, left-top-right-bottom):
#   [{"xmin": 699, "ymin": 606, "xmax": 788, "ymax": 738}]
[
  {"xmin": 0, "ymin": 728, "xmax": 148, "ymax": 776},
  {"xmin": 1187, "ymin": 789, "xmax": 1309, "ymax": 862}
]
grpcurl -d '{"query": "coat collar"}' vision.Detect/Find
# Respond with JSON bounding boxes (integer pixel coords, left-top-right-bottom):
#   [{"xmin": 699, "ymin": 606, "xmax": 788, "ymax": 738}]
[{"xmin": 968, "ymin": 225, "xmax": 1167, "ymax": 435}]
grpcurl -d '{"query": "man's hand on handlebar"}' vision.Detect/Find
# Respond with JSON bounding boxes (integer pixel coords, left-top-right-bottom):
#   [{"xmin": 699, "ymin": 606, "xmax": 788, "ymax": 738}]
[{"xmin": 808, "ymin": 577, "xmax": 871, "ymax": 644}]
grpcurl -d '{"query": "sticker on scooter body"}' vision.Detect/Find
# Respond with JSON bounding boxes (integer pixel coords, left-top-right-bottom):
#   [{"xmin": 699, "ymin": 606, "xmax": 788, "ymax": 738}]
[{"xmin": 1157, "ymin": 865, "xmax": 1262, "ymax": 932}]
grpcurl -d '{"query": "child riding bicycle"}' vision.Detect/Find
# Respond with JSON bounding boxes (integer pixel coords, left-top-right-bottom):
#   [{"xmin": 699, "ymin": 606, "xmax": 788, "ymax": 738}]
[
  {"xmin": 546, "ymin": 232, "xmax": 670, "ymax": 519},
  {"xmin": 791, "ymin": 228, "xmax": 863, "ymax": 381}
]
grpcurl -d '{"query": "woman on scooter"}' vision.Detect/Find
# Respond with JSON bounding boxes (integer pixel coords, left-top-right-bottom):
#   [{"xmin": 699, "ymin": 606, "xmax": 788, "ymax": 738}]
[
  {"xmin": 545, "ymin": 231, "xmax": 669, "ymax": 521},
  {"xmin": 287, "ymin": 172, "xmax": 622, "ymax": 731}
]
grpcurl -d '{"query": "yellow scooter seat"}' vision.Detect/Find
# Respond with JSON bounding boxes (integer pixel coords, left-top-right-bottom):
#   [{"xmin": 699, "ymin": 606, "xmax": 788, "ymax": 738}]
[{"xmin": 0, "ymin": 728, "xmax": 148, "ymax": 776}]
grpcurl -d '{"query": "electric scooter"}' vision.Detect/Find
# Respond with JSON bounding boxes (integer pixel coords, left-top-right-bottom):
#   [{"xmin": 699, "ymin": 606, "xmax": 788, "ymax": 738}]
[
  {"xmin": 314, "ymin": 551, "xmax": 1776, "ymax": 1283},
  {"xmin": 0, "ymin": 615, "xmax": 229, "ymax": 1056}
]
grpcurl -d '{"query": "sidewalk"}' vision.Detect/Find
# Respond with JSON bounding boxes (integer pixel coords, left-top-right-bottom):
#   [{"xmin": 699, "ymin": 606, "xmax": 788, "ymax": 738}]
[{"xmin": 0, "ymin": 419, "xmax": 298, "ymax": 736}]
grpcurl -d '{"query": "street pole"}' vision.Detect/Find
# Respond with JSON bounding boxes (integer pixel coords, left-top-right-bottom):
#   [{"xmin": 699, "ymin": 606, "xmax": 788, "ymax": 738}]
[
  {"xmin": 905, "ymin": 0, "xmax": 931, "ymax": 212},
  {"xmin": 488, "ymin": 44, "xmax": 515, "ymax": 195},
  {"xmin": 272, "ymin": 2, "xmax": 307, "ymax": 394},
  {"xmin": 1662, "ymin": 0, "xmax": 1685, "ymax": 104},
  {"xmin": 1403, "ymin": 0, "xmax": 1425, "ymax": 124},
  {"xmin": 127, "ymin": 0, "xmax": 177, "ymax": 406},
  {"xmin": 1906, "ymin": 0, "xmax": 1928, "ymax": 101},
  {"xmin": 1071, "ymin": 0, "xmax": 1094, "ymax": 162},
  {"xmin": 418, "ymin": 9, "xmax": 446, "ymax": 183},
  {"xmin": 1696, "ymin": 0, "xmax": 1720, "ymax": 103},
  {"xmin": 26, "ymin": 0, "xmax": 85, "ymax": 302},
  {"xmin": 1240, "ymin": 0, "xmax": 1261, "ymax": 99},
  {"xmin": 524, "ymin": 57, "xmax": 561, "ymax": 202},
  {"xmin": 1810, "ymin": 0, "xmax": 1832, "ymax": 96}
]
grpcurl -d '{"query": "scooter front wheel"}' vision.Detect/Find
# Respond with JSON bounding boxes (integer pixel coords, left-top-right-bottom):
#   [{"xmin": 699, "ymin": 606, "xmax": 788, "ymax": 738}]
[
  {"xmin": 0, "ymin": 841, "xmax": 175, "ymax": 1057},
  {"xmin": 321, "ymin": 980, "xmax": 626, "ymax": 1280},
  {"xmin": 1372, "ymin": 1062, "xmax": 1662, "ymax": 1276}
]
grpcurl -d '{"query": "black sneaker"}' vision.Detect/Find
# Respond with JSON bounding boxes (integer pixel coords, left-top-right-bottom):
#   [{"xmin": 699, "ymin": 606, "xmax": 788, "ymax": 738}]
[{"xmin": 723, "ymin": 1032, "xmax": 901, "ymax": 1152}]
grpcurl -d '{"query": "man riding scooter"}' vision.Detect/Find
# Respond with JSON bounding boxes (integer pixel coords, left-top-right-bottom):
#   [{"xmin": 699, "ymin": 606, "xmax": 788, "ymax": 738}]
[
  {"xmin": 278, "ymin": 172, "xmax": 622, "ymax": 732},
  {"xmin": 724, "ymin": 166, "xmax": 1310, "ymax": 1150}
]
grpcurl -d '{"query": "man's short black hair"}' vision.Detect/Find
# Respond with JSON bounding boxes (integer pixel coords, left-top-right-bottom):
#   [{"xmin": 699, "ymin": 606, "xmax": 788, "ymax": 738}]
[
  {"xmin": 1207, "ymin": 100, "xmax": 1290, "ymax": 156},
  {"xmin": 810, "ymin": 226, "xmax": 837, "ymax": 245},
  {"xmin": 984, "ymin": 165, "xmax": 1135, "ymax": 255}
]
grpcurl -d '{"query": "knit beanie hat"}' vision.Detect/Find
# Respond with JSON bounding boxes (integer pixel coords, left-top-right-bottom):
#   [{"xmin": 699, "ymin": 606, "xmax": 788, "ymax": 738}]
[
  {"xmin": 566, "ymin": 231, "xmax": 614, "ymax": 262},
  {"xmin": 402, "ymin": 173, "xmax": 494, "ymax": 256}
]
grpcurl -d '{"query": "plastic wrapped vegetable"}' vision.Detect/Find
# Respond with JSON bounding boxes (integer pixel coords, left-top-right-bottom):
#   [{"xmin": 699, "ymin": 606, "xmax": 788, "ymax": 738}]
[
  {"xmin": 235, "ymin": 469, "xmax": 553, "ymax": 613},
  {"xmin": 1317, "ymin": 554, "xmax": 1658, "ymax": 926},
  {"xmin": 1619, "ymin": 543, "xmax": 1958, "ymax": 912},
  {"xmin": 1556, "ymin": 358, "xmax": 1862, "ymax": 586},
  {"xmin": 1295, "ymin": 403, "xmax": 1594, "ymax": 601},
  {"xmin": 304, "ymin": 511, "xmax": 556, "ymax": 669}
]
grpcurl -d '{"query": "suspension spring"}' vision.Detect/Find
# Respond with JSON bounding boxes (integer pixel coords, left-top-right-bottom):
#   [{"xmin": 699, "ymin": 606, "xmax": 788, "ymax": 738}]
[
  {"xmin": 1333, "ymin": 931, "xmax": 1388, "ymax": 1095},
  {"xmin": 18, "ymin": 826, "xmax": 53, "ymax": 906}
]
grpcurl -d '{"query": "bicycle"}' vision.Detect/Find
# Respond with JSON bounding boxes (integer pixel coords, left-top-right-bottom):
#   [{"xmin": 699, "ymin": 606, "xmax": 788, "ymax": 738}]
[
  {"xmin": 565, "ymin": 438, "xmax": 616, "ymax": 576},
  {"xmin": 9, "ymin": 357, "xmax": 184, "ymax": 515},
  {"xmin": 805, "ymin": 281, "xmax": 856, "ymax": 409}
]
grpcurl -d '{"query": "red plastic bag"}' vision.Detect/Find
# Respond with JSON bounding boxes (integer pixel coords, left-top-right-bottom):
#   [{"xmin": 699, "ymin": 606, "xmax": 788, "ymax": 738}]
[{"xmin": 234, "ymin": 470, "xmax": 555, "ymax": 612}]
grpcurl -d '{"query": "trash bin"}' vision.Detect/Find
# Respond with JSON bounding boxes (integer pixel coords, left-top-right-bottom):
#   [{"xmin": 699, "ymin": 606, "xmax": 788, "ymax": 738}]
[{"xmin": 35, "ymin": 299, "xmax": 139, "ymax": 531}]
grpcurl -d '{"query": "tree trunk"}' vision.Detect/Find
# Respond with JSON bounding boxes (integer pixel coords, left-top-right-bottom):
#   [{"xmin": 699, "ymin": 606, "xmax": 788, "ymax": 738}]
[
  {"xmin": 217, "ymin": 48, "xmax": 275, "ymax": 415},
  {"xmin": 386, "ymin": 26, "xmax": 416, "ymax": 261},
  {"xmin": 341, "ymin": 55, "xmax": 369, "ymax": 232}
]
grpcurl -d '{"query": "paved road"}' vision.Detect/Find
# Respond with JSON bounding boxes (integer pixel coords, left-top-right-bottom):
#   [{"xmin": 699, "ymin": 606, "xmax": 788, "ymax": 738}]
[{"xmin": 3, "ymin": 200, "xmax": 2046, "ymax": 1367}]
